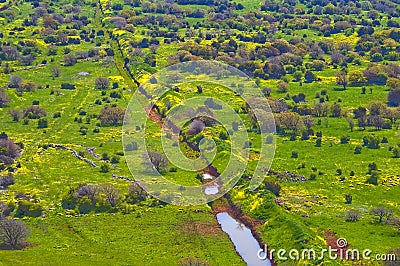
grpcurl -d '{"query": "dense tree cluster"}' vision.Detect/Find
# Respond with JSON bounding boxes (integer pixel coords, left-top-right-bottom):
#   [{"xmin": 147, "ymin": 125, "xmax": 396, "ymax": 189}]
[{"xmin": 61, "ymin": 182, "xmax": 152, "ymax": 214}]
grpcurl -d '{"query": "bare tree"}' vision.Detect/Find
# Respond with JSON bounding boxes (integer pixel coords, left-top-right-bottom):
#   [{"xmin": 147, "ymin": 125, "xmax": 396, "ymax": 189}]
[
  {"xmin": 142, "ymin": 151, "xmax": 168, "ymax": 172},
  {"xmin": 8, "ymin": 109, "xmax": 21, "ymax": 122},
  {"xmin": 98, "ymin": 106, "xmax": 125, "ymax": 126},
  {"xmin": 50, "ymin": 65, "xmax": 61, "ymax": 78},
  {"xmin": 2, "ymin": 46, "xmax": 20, "ymax": 61},
  {"xmin": 346, "ymin": 210, "xmax": 361, "ymax": 222},
  {"xmin": 249, "ymin": 108, "xmax": 274, "ymax": 133},
  {"xmin": 302, "ymin": 115, "xmax": 315, "ymax": 131},
  {"xmin": 369, "ymin": 115, "xmax": 385, "ymax": 130},
  {"xmin": 0, "ymin": 138, "xmax": 21, "ymax": 159},
  {"xmin": 0, "ymin": 89, "xmax": 11, "ymax": 107},
  {"xmin": 95, "ymin": 77, "xmax": 110, "ymax": 90},
  {"xmin": 188, "ymin": 119, "xmax": 205, "ymax": 134},
  {"xmin": 8, "ymin": 75, "xmax": 23, "ymax": 88},
  {"xmin": 109, "ymin": 16, "xmax": 127, "ymax": 29},
  {"xmin": 74, "ymin": 184, "xmax": 100, "ymax": 205},
  {"xmin": 23, "ymin": 106, "xmax": 47, "ymax": 119},
  {"xmin": 277, "ymin": 112, "xmax": 304, "ymax": 135},
  {"xmin": 0, "ymin": 218, "xmax": 30, "ymax": 248},
  {"xmin": 336, "ymin": 71, "xmax": 348, "ymax": 90},
  {"xmin": 313, "ymin": 102, "xmax": 329, "ymax": 117},
  {"xmin": 0, "ymin": 174, "xmax": 14, "ymax": 189},
  {"xmin": 0, "ymin": 202, "xmax": 9, "ymax": 218},
  {"xmin": 346, "ymin": 117, "xmax": 354, "ymax": 132},
  {"xmin": 102, "ymin": 184, "xmax": 121, "ymax": 207},
  {"xmin": 63, "ymin": 54, "xmax": 77, "ymax": 66},
  {"xmin": 126, "ymin": 182, "xmax": 147, "ymax": 204},
  {"xmin": 371, "ymin": 207, "xmax": 392, "ymax": 224}
]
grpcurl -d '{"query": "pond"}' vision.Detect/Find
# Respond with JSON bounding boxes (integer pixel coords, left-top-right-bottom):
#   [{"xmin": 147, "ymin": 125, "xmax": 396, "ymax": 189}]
[{"xmin": 216, "ymin": 212, "xmax": 271, "ymax": 266}]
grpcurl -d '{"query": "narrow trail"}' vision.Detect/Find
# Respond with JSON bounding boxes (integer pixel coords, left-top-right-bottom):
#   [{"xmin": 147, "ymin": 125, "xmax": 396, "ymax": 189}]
[{"xmin": 96, "ymin": 2, "xmax": 140, "ymax": 90}]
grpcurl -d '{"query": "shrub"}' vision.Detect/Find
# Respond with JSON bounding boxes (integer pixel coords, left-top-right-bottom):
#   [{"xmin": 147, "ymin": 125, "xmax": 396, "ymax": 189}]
[
  {"xmin": 178, "ymin": 257, "xmax": 210, "ymax": 266},
  {"xmin": 100, "ymin": 164, "xmax": 110, "ymax": 173},
  {"xmin": 345, "ymin": 194, "xmax": 353, "ymax": 204},
  {"xmin": 354, "ymin": 145, "xmax": 362, "ymax": 154},
  {"xmin": 110, "ymin": 91, "xmax": 121, "ymax": 99},
  {"xmin": 0, "ymin": 137, "xmax": 20, "ymax": 162},
  {"xmin": 102, "ymin": 153, "xmax": 110, "ymax": 161},
  {"xmin": 0, "ymin": 89, "xmax": 11, "ymax": 107},
  {"xmin": 388, "ymin": 89, "xmax": 400, "ymax": 107},
  {"xmin": 219, "ymin": 131, "xmax": 228, "ymax": 140},
  {"xmin": 64, "ymin": 54, "xmax": 77, "ymax": 66},
  {"xmin": 363, "ymin": 135, "xmax": 380, "ymax": 149},
  {"xmin": 15, "ymin": 200, "xmax": 42, "ymax": 217},
  {"xmin": 0, "ymin": 174, "xmax": 14, "ymax": 189},
  {"xmin": 23, "ymin": 106, "xmax": 47, "ymax": 119},
  {"xmin": 79, "ymin": 126, "xmax": 88, "ymax": 135},
  {"xmin": 7, "ymin": 75, "xmax": 23, "ymax": 88},
  {"xmin": 8, "ymin": 109, "xmax": 21, "ymax": 122},
  {"xmin": 340, "ymin": 135, "xmax": 350, "ymax": 144},
  {"xmin": 393, "ymin": 147, "xmax": 400, "ymax": 158},
  {"xmin": 368, "ymin": 162, "xmax": 378, "ymax": 173},
  {"xmin": 316, "ymin": 138, "xmax": 322, "ymax": 147},
  {"xmin": 125, "ymin": 182, "xmax": 147, "ymax": 204},
  {"xmin": 61, "ymin": 83, "xmax": 75, "ymax": 90},
  {"xmin": 367, "ymin": 171, "xmax": 379, "ymax": 185},
  {"xmin": 111, "ymin": 156, "xmax": 120, "ymax": 164},
  {"xmin": 346, "ymin": 210, "xmax": 361, "ymax": 222},
  {"xmin": 277, "ymin": 81, "xmax": 289, "ymax": 93},
  {"xmin": 265, "ymin": 181, "xmax": 281, "ymax": 196},
  {"xmin": 291, "ymin": 150, "xmax": 298, "ymax": 158},
  {"xmin": 125, "ymin": 142, "xmax": 138, "ymax": 151},
  {"xmin": 37, "ymin": 118, "xmax": 48, "ymax": 129}
]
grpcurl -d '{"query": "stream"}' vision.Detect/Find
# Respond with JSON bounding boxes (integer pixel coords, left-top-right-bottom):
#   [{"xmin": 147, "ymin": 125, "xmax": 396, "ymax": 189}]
[
  {"xmin": 135, "ymin": 77, "xmax": 272, "ymax": 266},
  {"xmin": 216, "ymin": 212, "xmax": 271, "ymax": 266}
]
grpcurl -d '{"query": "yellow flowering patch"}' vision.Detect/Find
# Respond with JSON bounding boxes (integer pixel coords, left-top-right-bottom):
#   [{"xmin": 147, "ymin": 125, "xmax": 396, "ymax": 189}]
[
  {"xmin": 108, "ymin": 75, "xmax": 124, "ymax": 83},
  {"xmin": 139, "ymin": 73, "xmax": 152, "ymax": 84},
  {"xmin": 250, "ymin": 198, "xmax": 263, "ymax": 211},
  {"xmin": 236, "ymin": 191, "xmax": 245, "ymax": 199},
  {"xmin": 113, "ymin": 29, "xmax": 127, "ymax": 36}
]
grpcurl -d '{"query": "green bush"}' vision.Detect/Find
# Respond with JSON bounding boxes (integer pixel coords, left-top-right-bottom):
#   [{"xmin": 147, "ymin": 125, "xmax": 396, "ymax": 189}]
[{"xmin": 15, "ymin": 200, "xmax": 42, "ymax": 218}]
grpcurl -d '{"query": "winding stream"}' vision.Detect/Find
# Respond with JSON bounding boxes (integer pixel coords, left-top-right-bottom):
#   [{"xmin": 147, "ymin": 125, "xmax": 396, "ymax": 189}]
[{"xmin": 216, "ymin": 212, "xmax": 271, "ymax": 266}]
